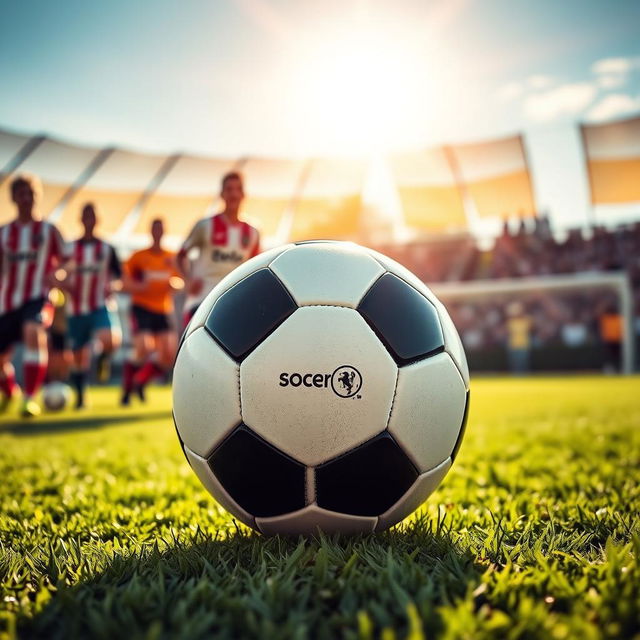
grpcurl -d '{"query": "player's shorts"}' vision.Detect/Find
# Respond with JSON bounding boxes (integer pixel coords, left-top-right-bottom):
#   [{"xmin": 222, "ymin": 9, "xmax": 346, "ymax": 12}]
[
  {"xmin": 50, "ymin": 330, "xmax": 69, "ymax": 353},
  {"xmin": 0, "ymin": 297, "xmax": 53, "ymax": 353},
  {"xmin": 131, "ymin": 304, "xmax": 171, "ymax": 334},
  {"xmin": 68, "ymin": 306, "xmax": 119, "ymax": 350}
]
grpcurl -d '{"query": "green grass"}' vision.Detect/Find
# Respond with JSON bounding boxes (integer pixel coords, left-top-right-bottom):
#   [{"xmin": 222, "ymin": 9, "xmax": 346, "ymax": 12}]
[{"xmin": 0, "ymin": 377, "xmax": 639, "ymax": 640}]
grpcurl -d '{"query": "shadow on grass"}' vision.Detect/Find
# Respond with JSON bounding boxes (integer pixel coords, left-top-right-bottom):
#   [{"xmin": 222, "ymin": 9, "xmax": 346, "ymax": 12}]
[
  {"xmin": 0, "ymin": 410, "xmax": 171, "ymax": 435},
  {"xmin": 18, "ymin": 518, "xmax": 483, "ymax": 640}
]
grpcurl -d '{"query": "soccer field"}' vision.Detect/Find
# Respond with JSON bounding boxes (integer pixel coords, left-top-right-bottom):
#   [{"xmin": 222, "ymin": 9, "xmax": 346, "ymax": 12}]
[{"xmin": 1, "ymin": 377, "xmax": 638, "ymax": 639}]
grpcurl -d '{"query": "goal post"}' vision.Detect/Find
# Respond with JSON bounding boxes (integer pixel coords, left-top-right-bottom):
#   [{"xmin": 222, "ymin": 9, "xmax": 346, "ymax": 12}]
[{"xmin": 430, "ymin": 272, "xmax": 636, "ymax": 374}]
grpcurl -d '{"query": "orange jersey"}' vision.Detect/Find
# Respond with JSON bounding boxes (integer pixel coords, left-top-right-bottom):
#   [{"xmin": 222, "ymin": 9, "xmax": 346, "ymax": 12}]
[
  {"xmin": 125, "ymin": 248, "xmax": 179, "ymax": 314},
  {"xmin": 599, "ymin": 313, "xmax": 623, "ymax": 343}
]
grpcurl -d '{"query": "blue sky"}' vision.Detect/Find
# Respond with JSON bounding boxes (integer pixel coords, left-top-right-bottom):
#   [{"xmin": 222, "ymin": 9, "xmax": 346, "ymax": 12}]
[{"xmin": 1, "ymin": 0, "xmax": 639, "ymax": 228}]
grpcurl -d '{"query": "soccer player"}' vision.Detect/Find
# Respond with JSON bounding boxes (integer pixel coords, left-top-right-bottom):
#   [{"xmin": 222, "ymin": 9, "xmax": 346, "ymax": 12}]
[
  {"xmin": 178, "ymin": 171, "xmax": 260, "ymax": 323},
  {"xmin": 63, "ymin": 203, "xmax": 122, "ymax": 409},
  {"xmin": 0, "ymin": 175, "xmax": 66, "ymax": 418},
  {"xmin": 121, "ymin": 218, "xmax": 181, "ymax": 405}
]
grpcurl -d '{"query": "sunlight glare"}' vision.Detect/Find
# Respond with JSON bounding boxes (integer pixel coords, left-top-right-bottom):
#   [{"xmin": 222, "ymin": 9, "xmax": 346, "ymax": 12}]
[{"xmin": 289, "ymin": 23, "xmax": 437, "ymax": 155}]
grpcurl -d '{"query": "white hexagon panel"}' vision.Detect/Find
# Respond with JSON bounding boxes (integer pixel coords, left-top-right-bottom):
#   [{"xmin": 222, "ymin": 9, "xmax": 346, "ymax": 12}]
[
  {"xmin": 173, "ymin": 327, "xmax": 241, "ymax": 457},
  {"xmin": 387, "ymin": 352, "xmax": 468, "ymax": 473},
  {"xmin": 256, "ymin": 504, "xmax": 377, "ymax": 536},
  {"xmin": 269, "ymin": 242, "xmax": 385, "ymax": 307},
  {"xmin": 240, "ymin": 306, "xmax": 398, "ymax": 466},
  {"xmin": 433, "ymin": 298, "xmax": 470, "ymax": 389}
]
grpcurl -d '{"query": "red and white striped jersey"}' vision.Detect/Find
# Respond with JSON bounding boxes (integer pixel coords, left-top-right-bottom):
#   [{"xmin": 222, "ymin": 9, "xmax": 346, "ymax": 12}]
[
  {"xmin": 67, "ymin": 238, "xmax": 121, "ymax": 316},
  {"xmin": 180, "ymin": 213, "xmax": 260, "ymax": 308},
  {"xmin": 0, "ymin": 219, "xmax": 65, "ymax": 315}
]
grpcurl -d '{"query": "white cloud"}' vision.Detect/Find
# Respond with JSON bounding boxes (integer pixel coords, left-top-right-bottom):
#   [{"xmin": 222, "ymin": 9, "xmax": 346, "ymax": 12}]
[
  {"xmin": 524, "ymin": 82, "xmax": 597, "ymax": 121},
  {"xmin": 597, "ymin": 74, "xmax": 627, "ymax": 89},
  {"xmin": 585, "ymin": 93, "xmax": 640, "ymax": 122},
  {"xmin": 591, "ymin": 56, "xmax": 640, "ymax": 76},
  {"xmin": 499, "ymin": 56, "xmax": 639, "ymax": 122},
  {"xmin": 498, "ymin": 74, "xmax": 555, "ymax": 102}
]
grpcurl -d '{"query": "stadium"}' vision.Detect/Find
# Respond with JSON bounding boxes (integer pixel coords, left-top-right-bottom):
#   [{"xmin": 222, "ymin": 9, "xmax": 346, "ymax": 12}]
[{"xmin": 1, "ymin": 1, "xmax": 639, "ymax": 638}]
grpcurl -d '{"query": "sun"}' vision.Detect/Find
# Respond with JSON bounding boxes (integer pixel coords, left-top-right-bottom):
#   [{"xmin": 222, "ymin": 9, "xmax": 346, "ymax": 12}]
[{"xmin": 287, "ymin": 23, "xmax": 432, "ymax": 155}]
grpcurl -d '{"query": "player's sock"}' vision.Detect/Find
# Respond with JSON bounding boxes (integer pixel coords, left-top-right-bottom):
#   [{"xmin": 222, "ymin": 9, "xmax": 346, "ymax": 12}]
[
  {"xmin": 121, "ymin": 360, "xmax": 140, "ymax": 404},
  {"xmin": 70, "ymin": 370, "xmax": 87, "ymax": 409},
  {"xmin": 122, "ymin": 360, "xmax": 139, "ymax": 394},
  {"xmin": 0, "ymin": 369, "xmax": 17, "ymax": 399},
  {"xmin": 133, "ymin": 361, "xmax": 164, "ymax": 388},
  {"xmin": 23, "ymin": 349, "xmax": 47, "ymax": 398}
]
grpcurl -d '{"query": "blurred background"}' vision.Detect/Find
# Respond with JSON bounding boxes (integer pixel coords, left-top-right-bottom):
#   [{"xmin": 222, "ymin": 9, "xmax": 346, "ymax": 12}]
[{"xmin": 1, "ymin": 0, "xmax": 639, "ymax": 375}]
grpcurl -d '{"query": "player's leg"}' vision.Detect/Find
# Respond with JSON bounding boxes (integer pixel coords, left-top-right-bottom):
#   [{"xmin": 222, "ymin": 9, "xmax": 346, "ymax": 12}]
[
  {"xmin": 122, "ymin": 330, "xmax": 152, "ymax": 405},
  {"xmin": 0, "ymin": 350, "xmax": 18, "ymax": 413},
  {"xmin": 68, "ymin": 313, "xmax": 93, "ymax": 410},
  {"xmin": 47, "ymin": 329, "xmax": 72, "ymax": 383},
  {"xmin": 94, "ymin": 306, "xmax": 122, "ymax": 383},
  {"xmin": 70, "ymin": 345, "xmax": 91, "ymax": 410},
  {"xmin": 122, "ymin": 305, "xmax": 146, "ymax": 404},
  {"xmin": 21, "ymin": 321, "xmax": 49, "ymax": 418},
  {"xmin": 133, "ymin": 328, "xmax": 176, "ymax": 390},
  {"xmin": 0, "ymin": 311, "xmax": 20, "ymax": 412}
]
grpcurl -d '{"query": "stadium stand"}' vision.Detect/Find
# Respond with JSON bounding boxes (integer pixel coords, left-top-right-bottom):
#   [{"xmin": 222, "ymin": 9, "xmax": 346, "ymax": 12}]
[
  {"xmin": 0, "ymin": 118, "xmax": 638, "ymax": 372},
  {"xmin": 375, "ymin": 218, "xmax": 640, "ymax": 371}
]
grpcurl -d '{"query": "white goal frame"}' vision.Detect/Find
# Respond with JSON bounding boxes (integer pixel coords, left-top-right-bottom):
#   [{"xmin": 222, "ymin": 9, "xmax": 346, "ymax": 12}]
[{"xmin": 430, "ymin": 272, "xmax": 636, "ymax": 374}]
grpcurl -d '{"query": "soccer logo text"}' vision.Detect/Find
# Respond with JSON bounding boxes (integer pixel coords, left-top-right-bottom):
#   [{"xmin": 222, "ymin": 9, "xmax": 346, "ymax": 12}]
[{"xmin": 279, "ymin": 365, "xmax": 363, "ymax": 398}]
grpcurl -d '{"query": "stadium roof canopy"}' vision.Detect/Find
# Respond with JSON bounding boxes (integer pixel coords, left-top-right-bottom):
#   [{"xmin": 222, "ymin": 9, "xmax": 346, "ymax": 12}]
[{"xmin": 0, "ymin": 123, "xmax": 586, "ymax": 249}]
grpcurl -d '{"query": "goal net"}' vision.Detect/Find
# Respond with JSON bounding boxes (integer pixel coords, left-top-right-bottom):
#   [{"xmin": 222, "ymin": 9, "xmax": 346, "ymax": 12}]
[{"xmin": 430, "ymin": 272, "xmax": 636, "ymax": 375}]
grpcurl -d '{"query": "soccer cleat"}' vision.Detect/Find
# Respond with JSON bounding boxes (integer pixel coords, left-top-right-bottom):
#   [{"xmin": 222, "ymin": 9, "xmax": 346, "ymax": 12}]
[
  {"xmin": 120, "ymin": 392, "xmax": 130, "ymax": 407},
  {"xmin": 20, "ymin": 397, "xmax": 41, "ymax": 419},
  {"xmin": 96, "ymin": 353, "xmax": 111, "ymax": 384}
]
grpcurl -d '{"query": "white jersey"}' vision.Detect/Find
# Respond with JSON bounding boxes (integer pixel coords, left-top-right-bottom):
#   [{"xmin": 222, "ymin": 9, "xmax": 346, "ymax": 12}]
[
  {"xmin": 67, "ymin": 238, "xmax": 121, "ymax": 316},
  {"xmin": 0, "ymin": 219, "xmax": 65, "ymax": 314},
  {"xmin": 181, "ymin": 213, "xmax": 260, "ymax": 309}
]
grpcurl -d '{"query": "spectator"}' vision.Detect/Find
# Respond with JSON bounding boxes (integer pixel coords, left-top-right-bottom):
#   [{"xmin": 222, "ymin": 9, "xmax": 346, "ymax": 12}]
[
  {"xmin": 506, "ymin": 302, "xmax": 532, "ymax": 375},
  {"xmin": 598, "ymin": 302, "xmax": 623, "ymax": 373}
]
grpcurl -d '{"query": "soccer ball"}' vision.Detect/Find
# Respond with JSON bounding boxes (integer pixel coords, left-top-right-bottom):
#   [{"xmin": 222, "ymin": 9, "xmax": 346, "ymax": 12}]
[
  {"xmin": 42, "ymin": 382, "xmax": 71, "ymax": 412},
  {"xmin": 173, "ymin": 241, "xmax": 469, "ymax": 534}
]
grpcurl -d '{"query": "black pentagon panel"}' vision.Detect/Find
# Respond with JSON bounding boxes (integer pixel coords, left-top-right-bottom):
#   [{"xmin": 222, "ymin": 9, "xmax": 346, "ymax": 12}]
[
  {"xmin": 316, "ymin": 432, "xmax": 418, "ymax": 517},
  {"xmin": 205, "ymin": 268, "xmax": 297, "ymax": 361},
  {"xmin": 451, "ymin": 391, "xmax": 470, "ymax": 462},
  {"xmin": 208, "ymin": 425, "xmax": 306, "ymax": 518},
  {"xmin": 357, "ymin": 273, "xmax": 444, "ymax": 365}
]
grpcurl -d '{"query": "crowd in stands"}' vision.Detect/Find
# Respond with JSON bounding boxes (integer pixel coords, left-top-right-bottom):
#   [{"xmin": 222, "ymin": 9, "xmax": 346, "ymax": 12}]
[{"xmin": 374, "ymin": 217, "xmax": 640, "ymax": 371}]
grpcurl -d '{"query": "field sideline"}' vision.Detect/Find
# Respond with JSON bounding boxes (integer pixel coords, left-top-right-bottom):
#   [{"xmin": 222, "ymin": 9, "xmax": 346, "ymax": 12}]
[{"xmin": 1, "ymin": 377, "xmax": 638, "ymax": 639}]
